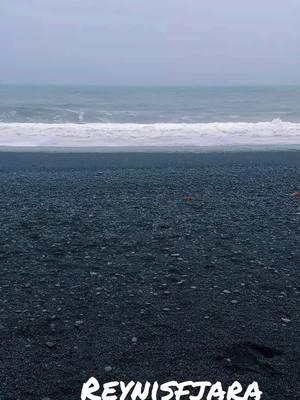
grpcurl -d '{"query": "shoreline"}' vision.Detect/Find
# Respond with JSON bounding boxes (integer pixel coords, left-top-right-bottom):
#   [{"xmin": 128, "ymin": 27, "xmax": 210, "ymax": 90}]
[
  {"xmin": 0, "ymin": 144, "xmax": 300, "ymax": 153},
  {"xmin": 0, "ymin": 121, "xmax": 300, "ymax": 149}
]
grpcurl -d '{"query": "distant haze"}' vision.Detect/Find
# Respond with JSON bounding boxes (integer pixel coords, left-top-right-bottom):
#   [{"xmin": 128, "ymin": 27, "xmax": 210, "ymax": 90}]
[{"xmin": 1, "ymin": 0, "xmax": 300, "ymax": 85}]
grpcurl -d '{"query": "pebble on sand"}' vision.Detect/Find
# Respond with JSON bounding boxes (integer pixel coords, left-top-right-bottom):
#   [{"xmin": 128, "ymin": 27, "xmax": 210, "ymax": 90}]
[
  {"xmin": 45, "ymin": 341, "xmax": 56, "ymax": 349},
  {"xmin": 291, "ymin": 191, "xmax": 300, "ymax": 198},
  {"xmin": 183, "ymin": 196, "xmax": 194, "ymax": 201},
  {"xmin": 104, "ymin": 366, "xmax": 113, "ymax": 372}
]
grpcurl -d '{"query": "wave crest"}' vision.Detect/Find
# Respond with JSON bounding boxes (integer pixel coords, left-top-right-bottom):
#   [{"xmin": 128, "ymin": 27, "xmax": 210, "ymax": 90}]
[{"xmin": 0, "ymin": 121, "xmax": 300, "ymax": 148}]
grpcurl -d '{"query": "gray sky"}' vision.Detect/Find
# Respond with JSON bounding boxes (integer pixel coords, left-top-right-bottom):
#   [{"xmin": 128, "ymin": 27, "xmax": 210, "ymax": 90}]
[{"xmin": 1, "ymin": 0, "xmax": 300, "ymax": 85}]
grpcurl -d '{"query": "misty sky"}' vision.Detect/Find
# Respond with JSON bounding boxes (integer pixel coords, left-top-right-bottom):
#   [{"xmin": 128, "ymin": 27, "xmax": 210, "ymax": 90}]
[{"xmin": 1, "ymin": 0, "xmax": 300, "ymax": 85}]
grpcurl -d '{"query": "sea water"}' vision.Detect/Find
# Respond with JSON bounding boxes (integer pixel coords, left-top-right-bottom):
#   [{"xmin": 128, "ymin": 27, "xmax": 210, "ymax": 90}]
[{"xmin": 0, "ymin": 85, "xmax": 300, "ymax": 148}]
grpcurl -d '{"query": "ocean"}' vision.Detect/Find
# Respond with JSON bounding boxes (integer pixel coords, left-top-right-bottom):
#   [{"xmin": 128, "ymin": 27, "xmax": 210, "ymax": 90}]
[{"xmin": 0, "ymin": 85, "xmax": 300, "ymax": 148}]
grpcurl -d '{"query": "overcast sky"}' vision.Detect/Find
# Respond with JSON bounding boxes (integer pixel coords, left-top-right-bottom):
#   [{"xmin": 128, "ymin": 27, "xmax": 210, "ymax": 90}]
[{"xmin": 1, "ymin": 0, "xmax": 300, "ymax": 85}]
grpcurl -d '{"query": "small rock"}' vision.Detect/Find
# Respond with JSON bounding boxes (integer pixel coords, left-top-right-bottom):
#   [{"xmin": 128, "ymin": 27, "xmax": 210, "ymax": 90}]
[
  {"xmin": 223, "ymin": 290, "xmax": 231, "ymax": 294},
  {"xmin": 291, "ymin": 191, "xmax": 300, "ymax": 198},
  {"xmin": 132, "ymin": 337, "xmax": 138, "ymax": 344},
  {"xmin": 50, "ymin": 322, "xmax": 56, "ymax": 330},
  {"xmin": 46, "ymin": 341, "xmax": 56, "ymax": 349},
  {"xmin": 104, "ymin": 366, "xmax": 112, "ymax": 372},
  {"xmin": 231, "ymin": 300, "xmax": 238, "ymax": 304},
  {"xmin": 183, "ymin": 196, "xmax": 193, "ymax": 201},
  {"xmin": 281, "ymin": 318, "xmax": 291, "ymax": 324}
]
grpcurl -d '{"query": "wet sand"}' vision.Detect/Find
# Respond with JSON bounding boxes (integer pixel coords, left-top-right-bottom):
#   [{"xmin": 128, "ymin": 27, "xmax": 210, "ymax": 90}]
[{"xmin": 0, "ymin": 151, "xmax": 299, "ymax": 400}]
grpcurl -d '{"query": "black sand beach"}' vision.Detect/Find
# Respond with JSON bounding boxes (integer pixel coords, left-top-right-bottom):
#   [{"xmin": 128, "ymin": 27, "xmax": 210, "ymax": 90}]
[{"xmin": 0, "ymin": 151, "xmax": 299, "ymax": 400}]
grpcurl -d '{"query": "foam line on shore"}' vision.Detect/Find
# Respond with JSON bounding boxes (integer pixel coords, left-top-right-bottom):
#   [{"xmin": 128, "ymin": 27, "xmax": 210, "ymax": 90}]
[{"xmin": 0, "ymin": 120, "xmax": 300, "ymax": 148}]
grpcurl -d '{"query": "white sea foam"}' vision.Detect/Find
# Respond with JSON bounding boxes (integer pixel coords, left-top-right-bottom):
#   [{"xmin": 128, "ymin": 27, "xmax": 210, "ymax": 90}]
[{"xmin": 0, "ymin": 120, "xmax": 300, "ymax": 149}]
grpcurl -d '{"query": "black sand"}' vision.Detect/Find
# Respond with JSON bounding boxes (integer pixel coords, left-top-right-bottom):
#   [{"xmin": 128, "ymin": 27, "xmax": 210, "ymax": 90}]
[{"xmin": 0, "ymin": 151, "xmax": 299, "ymax": 400}]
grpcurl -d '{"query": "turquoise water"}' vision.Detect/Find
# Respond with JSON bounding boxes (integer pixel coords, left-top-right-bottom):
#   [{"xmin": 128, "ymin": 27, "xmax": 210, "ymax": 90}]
[{"xmin": 1, "ymin": 85, "xmax": 300, "ymax": 123}]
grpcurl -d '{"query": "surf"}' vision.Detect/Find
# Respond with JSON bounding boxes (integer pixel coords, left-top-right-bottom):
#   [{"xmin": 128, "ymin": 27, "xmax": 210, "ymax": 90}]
[{"xmin": 0, "ymin": 120, "xmax": 299, "ymax": 148}]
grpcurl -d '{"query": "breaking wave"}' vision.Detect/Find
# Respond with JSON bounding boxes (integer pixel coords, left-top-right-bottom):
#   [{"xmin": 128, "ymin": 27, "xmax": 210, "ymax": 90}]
[{"xmin": 0, "ymin": 119, "xmax": 300, "ymax": 148}]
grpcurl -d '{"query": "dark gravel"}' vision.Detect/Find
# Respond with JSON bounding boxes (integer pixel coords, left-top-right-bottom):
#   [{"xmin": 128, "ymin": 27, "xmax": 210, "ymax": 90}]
[{"xmin": 0, "ymin": 151, "xmax": 299, "ymax": 400}]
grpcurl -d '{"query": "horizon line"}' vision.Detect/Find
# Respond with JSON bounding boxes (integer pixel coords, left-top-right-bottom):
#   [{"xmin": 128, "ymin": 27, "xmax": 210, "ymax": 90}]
[{"xmin": 1, "ymin": 82, "xmax": 300, "ymax": 88}]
